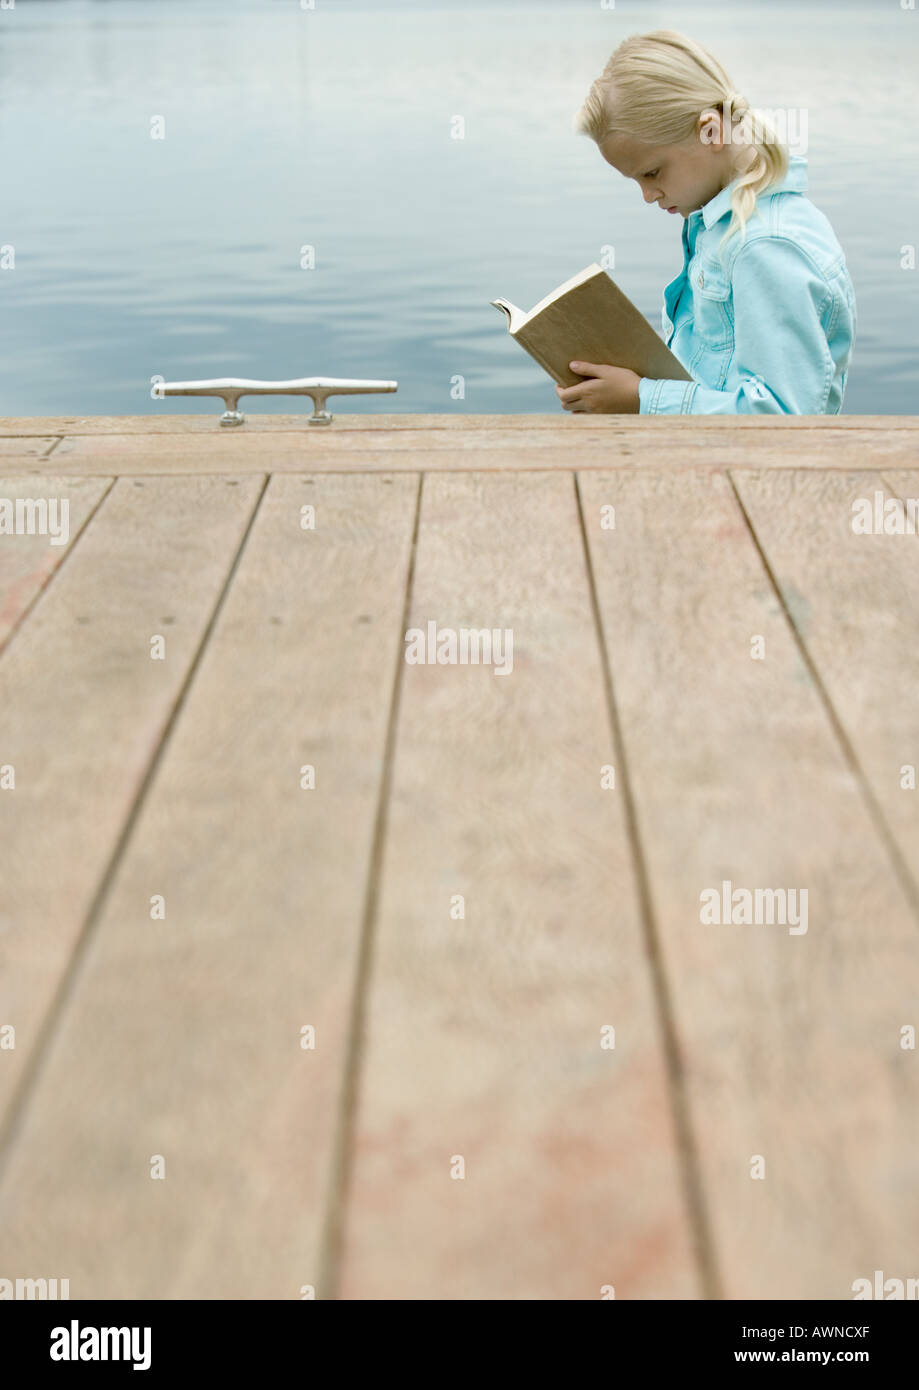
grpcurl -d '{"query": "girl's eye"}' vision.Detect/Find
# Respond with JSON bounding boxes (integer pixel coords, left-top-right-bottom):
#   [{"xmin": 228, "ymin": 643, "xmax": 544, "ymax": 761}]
[{"xmin": 645, "ymin": 169, "xmax": 660, "ymax": 179}]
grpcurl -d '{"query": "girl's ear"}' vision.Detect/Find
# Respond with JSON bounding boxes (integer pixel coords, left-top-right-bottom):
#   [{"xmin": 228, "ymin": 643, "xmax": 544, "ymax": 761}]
[{"xmin": 698, "ymin": 108, "xmax": 725, "ymax": 149}]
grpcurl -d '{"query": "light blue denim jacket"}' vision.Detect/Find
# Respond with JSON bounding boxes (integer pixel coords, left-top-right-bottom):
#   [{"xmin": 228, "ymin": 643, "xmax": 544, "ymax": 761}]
[{"xmin": 638, "ymin": 155, "xmax": 856, "ymax": 414}]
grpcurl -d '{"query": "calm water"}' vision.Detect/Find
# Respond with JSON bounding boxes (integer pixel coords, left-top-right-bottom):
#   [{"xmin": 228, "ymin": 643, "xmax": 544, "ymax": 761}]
[{"xmin": 1, "ymin": 0, "xmax": 916, "ymax": 417}]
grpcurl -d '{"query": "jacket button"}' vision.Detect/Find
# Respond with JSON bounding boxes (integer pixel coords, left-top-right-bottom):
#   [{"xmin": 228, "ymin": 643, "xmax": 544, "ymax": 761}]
[{"xmin": 698, "ymin": 271, "xmax": 704, "ymax": 287}]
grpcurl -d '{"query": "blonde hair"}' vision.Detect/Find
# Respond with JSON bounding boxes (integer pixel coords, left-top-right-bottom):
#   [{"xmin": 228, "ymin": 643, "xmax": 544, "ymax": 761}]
[{"xmin": 574, "ymin": 30, "xmax": 788, "ymax": 259}]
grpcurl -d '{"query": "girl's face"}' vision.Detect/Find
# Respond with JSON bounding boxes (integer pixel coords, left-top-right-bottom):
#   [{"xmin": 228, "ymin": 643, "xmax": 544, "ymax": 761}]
[{"xmin": 599, "ymin": 114, "xmax": 736, "ymax": 219}]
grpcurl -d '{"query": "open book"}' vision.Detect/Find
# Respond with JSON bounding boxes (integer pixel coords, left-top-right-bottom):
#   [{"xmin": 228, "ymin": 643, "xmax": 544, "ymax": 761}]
[{"xmin": 490, "ymin": 262, "xmax": 692, "ymax": 387}]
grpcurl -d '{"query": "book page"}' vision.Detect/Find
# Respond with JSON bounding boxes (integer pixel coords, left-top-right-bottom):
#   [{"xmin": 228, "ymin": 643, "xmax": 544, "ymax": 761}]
[{"xmin": 523, "ymin": 263, "xmax": 603, "ymax": 324}]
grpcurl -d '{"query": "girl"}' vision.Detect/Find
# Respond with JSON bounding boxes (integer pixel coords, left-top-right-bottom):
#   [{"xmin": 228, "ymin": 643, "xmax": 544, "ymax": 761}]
[{"xmin": 558, "ymin": 30, "xmax": 856, "ymax": 415}]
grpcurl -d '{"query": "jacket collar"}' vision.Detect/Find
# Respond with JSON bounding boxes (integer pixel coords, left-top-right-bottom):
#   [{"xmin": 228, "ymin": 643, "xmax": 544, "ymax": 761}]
[{"xmin": 696, "ymin": 153, "xmax": 808, "ymax": 230}]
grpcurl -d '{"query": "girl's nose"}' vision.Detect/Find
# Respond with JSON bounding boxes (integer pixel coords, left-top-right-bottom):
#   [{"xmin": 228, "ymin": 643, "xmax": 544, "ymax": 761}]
[{"xmin": 643, "ymin": 186, "xmax": 660, "ymax": 204}]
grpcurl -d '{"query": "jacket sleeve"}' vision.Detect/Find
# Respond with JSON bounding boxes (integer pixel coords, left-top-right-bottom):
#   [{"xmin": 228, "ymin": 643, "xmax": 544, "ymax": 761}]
[{"xmin": 638, "ymin": 236, "xmax": 836, "ymax": 415}]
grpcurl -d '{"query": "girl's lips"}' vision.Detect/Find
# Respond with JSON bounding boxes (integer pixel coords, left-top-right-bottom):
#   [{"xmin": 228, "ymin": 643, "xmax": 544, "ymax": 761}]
[{"xmin": 667, "ymin": 206, "xmax": 679, "ymax": 214}]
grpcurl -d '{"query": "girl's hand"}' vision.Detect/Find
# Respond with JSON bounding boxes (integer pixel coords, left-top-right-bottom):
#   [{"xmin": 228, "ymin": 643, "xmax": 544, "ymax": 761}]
[{"xmin": 556, "ymin": 362, "xmax": 641, "ymax": 414}]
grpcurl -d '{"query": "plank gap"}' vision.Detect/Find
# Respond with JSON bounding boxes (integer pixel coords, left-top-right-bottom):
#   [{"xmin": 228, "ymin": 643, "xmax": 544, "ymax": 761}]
[
  {"xmin": 573, "ymin": 470, "xmax": 723, "ymax": 1300},
  {"xmin": 0, "ymin": 473, "xmax": 272, "ymax": 1185},
  {"xmin": 316, "ymin": 472, "xmax": 425, "ymax": 1301},
  {"xmin": 726, "ymin": 468, "xmax": 919, "ymax": 930}
]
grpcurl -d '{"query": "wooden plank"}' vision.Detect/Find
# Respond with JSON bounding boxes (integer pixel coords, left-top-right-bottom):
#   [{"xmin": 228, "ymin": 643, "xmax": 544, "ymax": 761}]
[
  {"xmin": 0, "ymin": 474, "xmax": 418, "ymax": 1299},
  {"xmin": 50, "ymin": 426, "xmax": 919, "ymax": 458},
  {"xmin": 337, "ymin": 470, "xmax": 700, "ymax": 1300},
  {"xmin": 732, "ymin": 467, "xmax": 919, "ymax": 902},
  {"xmin": 883, "ymin": 470, "xmax": 919, "ymax": 492},
  {"xmin": 9, "ymin": 433, "xmax": 916, "ymax": 477},
  {"xmin": 0, "ymin": 437, "xmax": 60, "ymax": 457},
  {"xmin": 0, "ymin": 414, "xmax": 916, "ymax": 436},
  {"xmin": 578, "ymin": 467, "xmax": 919, "ymax": 1299},
  {"xmin": 0, "ymin": 476, "xmax": 112, "ymax": 652},
  {"xmin": 0, "ymin": 474, "xmax": 265, "ymax": 1125}
]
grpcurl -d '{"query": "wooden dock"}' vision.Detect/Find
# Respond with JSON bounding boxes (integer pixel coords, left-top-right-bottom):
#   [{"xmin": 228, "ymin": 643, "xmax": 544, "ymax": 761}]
[{"xmin": 1, "ymin": 413, "xmax": 918, "ymax": 1300}]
